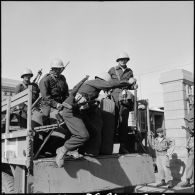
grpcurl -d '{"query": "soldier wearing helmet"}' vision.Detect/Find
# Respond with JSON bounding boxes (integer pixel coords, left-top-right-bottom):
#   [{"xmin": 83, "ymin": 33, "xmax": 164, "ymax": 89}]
[
  {"xmin": 15, "ymin": 68, "xmax": 40, "ymax": 102},
  {"xmin": 181, "ymin": 94, "xmax": 194, "ymax": 187},
  {"xmin": 39, "ymin": 58, "xmax": 69, "ymax": 125},
  {"xmin": 108, "ymin": 52, "xmax": 137, "ymax": 154},
  {"xmin": 55, "ymin": 72, "xmax": 134, "ymax": 167},
  {"xmin": 15, "ymin": 68, "xmax": 40, "ymax": 127}
]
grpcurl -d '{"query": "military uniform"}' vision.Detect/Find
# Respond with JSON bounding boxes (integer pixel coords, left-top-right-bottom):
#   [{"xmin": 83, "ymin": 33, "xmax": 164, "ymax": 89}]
[
  {"xmin": 14, "ymin": 81, "xmax": 40, "ymax": 128},
  {"xmin": 108, "ymin": 65, "xmax": 134, "ymax": 153},
  {"xmin": 15, "ymin": 82, "xmax": 40, "ymax": 103},
  {"xmin": 61, "ymin": 77, "xmax": 132, "ymax": 155},
  {"xmin": 39, "ymin": 70, "xmax": 69, "ymax": 125},
  {"xmin": 150, "ymin": 135, "xmax": 175, "ymax": 185},
  {"xmin": 183, "ymin": 106, "xmax": 194, "ymax": 186}
]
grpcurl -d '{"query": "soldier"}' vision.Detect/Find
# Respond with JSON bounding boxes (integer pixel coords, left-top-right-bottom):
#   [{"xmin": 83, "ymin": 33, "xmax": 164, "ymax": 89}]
[
  {"xmin": 148, "ymin": 128, "xmax": 175, "ymax": 188},
  {"xmin": 15, "ymin": 68, "xmax": 40, "ymax": 102},
  {"xmin": 14, "ymin": 68, "xmax": 40, "ymax": 127},
  {"xmin": 55, "ymin": 72, "xmax": 134, "ymax": 167},
  {"xmin": 39, "ymin": 58, "xmax": 69, "ymax": 125},
  {"xmin": 108, "ymin": 52, "xmax": 138, "ymax": 154},
  {"xmin": 181, "ymin": 94, "xmax": 194, "ymax": 187}
]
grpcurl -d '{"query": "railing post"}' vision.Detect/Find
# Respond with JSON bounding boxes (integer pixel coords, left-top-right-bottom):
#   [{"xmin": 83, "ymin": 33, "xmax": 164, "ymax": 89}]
[
  {"xmin": 26, "ymin": 85, "xmax": 33, "ymax": 176},
  {"xmin": 146, "ymin": 99, "xmax": 151, "ymax": 148},
  {"xmin": 4, "ymin": 96, "xmax": 11, "ymax": 159}
]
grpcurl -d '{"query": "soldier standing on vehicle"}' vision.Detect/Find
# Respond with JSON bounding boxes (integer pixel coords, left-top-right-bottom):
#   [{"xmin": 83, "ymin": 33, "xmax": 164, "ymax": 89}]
[
  {"xmin": 108, "ymin": 52, "xmax": 138, "ymax": 154},
  {"xmin": 14, "ymin": 68, "xmax": 40, "ymax": 127},
  {"xmin": 181, "ymin": 94, "xmax": 194, "ymax": 187},
  {"xmin": 39, "ymin": 58, "xmax": 69, "ymax": 125},
  {"xmin": 55, "ymin": 72, "xmax": 134, "ymax": 167},
  {"xmin": 148, "ymin": 128, "xmax": 175, "ymax": 188}
]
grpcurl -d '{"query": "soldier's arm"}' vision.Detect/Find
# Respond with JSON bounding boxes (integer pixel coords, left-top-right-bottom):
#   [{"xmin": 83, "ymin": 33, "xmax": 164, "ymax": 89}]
[
  {"xmin": 61, "ymin": 75, "xmax": 69, "ymax": 98},
  {"xmin": 106, "ymin": 80, "xmax": 132, "ymax": 90},
  {"xmin": 167, "ymin": 138, "xmax": 175, "ymax": 156}
]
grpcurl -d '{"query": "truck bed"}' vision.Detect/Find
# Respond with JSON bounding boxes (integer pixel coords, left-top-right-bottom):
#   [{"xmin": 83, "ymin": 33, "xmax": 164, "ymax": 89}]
[{"xmin": 32, "ymin": 153, "xmax": 155, "ymax": 193}]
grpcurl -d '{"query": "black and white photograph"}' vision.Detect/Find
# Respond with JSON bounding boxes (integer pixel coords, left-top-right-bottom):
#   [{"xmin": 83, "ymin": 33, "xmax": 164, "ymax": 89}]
[{"xmin": 1, "ymin": 1, "xmax": 194, "ymax": 193}]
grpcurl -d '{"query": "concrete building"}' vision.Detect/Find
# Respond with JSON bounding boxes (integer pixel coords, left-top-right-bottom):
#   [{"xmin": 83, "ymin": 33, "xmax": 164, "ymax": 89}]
[
  {"xmin": 1, "ymin": 77, "xmax": 20, "ymax": 100},
  {"xmin": 159, "ymin": 69, "xmax": 194, "ymax": 182}
]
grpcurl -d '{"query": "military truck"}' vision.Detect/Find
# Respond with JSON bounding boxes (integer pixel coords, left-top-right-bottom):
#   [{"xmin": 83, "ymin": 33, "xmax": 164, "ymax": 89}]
[{"xmin": 1, "ymin": 86, "xmax": 155, "ymax": 193}]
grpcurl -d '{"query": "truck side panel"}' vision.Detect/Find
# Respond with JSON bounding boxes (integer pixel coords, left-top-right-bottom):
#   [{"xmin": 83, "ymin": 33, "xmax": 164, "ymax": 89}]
[{"xmin": 33, "ymin": 154, "xmax": 155, "ymax": 193}]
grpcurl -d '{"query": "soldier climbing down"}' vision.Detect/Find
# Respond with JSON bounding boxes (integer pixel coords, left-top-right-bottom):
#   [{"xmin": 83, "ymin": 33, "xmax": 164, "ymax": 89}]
[{"xmin": 55, "ymin": 72, "xmax": 136, "ymax": 167}]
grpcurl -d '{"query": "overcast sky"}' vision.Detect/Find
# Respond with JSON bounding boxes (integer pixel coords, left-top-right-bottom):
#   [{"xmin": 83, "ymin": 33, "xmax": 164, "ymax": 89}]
[{"xmin": 1, "ymin": 1, "xmax": 194, "ymax": 107}]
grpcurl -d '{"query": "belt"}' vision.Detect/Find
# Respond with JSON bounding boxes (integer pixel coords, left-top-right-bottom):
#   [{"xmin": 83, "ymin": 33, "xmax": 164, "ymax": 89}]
[{"xmin": 156, "ymin": 150, "xmax": 167, "ymax": 156}]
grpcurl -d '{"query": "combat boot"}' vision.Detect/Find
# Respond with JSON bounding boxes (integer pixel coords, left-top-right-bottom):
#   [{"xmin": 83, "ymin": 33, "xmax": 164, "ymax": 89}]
[
  {"xmin": 181, "ymin": 179, "xmax": 191, "ymax": 187},
  {"xmin": 156, "ymin": 179, "xmax": 166, "ymax": 187},
  {"xmin": 56, "ymin": 146, "xmax": 67, "ymax": 167}
]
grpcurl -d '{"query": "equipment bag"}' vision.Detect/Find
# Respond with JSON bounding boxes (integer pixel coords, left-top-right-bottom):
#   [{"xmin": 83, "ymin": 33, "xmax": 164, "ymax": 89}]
[{"xmin": 99, "ymin": 97, "xmax": 115, "ymax": 155}]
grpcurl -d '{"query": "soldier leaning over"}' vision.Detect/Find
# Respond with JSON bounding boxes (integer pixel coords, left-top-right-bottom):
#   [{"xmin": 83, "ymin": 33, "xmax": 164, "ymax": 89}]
[
  {"xmin": 181, "ymin": 94, "xmax": 194, "ymax": 187},
  {"xmin": 148, "ymin": 128, "xmax": 175, "ymax": 188},
  {"xmin": 55, "ymin": 72, "xmax": 135, "ymax": 168},
  {"xmin": 39, "ymin": 58, "xmax": 69, "ymax": 125}
]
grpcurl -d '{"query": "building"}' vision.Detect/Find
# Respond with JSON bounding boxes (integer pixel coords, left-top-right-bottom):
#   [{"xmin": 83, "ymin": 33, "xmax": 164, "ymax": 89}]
[{"xmin": 1, "ymin": 78, "xmax": 20, "ymax": 100}]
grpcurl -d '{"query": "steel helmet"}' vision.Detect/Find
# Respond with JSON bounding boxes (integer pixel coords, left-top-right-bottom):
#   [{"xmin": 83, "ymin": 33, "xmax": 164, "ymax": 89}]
[
  {"xmin": 21, "ymin": 68, "xmax": 33, "ymax": 78},
  {"xmin": 50, "ymin": 58, "xmax": 65, "ymax": 69},
  {"xmin": 95, "ymin": 72, "xmax": 111, "ymax": 82},
  {"xmin": 116, "ymin": 52, "xmax": 130, "ymax": 62}
]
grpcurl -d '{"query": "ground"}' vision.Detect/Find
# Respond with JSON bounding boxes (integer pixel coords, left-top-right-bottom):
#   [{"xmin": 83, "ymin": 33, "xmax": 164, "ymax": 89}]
[{"xmin": 136, "ymin": 173, "xmax": 194, "ymax": 193}]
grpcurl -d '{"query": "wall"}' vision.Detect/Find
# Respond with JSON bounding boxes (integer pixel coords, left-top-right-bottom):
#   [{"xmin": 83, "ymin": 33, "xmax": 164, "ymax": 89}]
[{"xmin": 159, "ymin": 69, "xmax": 194, "ymax": 182}]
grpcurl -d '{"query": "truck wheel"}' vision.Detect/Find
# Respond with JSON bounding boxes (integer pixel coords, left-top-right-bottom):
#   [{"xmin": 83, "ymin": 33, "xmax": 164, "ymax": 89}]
[{"xmin": 2, "ymin": 172, "xmax": 15, "ymax": 193}]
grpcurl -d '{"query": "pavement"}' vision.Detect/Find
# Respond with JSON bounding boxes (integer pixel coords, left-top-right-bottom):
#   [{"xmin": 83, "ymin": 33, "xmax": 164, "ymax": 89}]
[
  {"xmin": 135, "ymin": 173, "xmax": 194, "ymax": 193},
  {"xmin": 135, "ymin": 182, "xmax": 194, "ymax": 193}
]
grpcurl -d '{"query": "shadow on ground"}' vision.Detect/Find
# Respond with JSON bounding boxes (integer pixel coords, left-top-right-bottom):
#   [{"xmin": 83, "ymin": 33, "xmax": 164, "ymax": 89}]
[{"xmin": 136, "ymin": 184, "xmax": 194, "ymax": 193}]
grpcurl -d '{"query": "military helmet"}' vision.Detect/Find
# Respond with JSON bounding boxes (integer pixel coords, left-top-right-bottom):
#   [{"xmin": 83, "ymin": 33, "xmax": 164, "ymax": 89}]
[
  {"xmin": 50, "ymin": 58, "xmax": 65, "ymax": 69},
  {"xmin": 156, "ymin": 128, "xmax": 164, "ymax": 133},
  {"xmin": 116, "ymin": 52, "xmax": 130, "ymax": 62},
  {"xmin": 95, "ymin": 72, "xmax": 111, "ymax": 82},
  {"xmin": 21, "ymin": 68, "xmax": 33, "ymax": 78}
]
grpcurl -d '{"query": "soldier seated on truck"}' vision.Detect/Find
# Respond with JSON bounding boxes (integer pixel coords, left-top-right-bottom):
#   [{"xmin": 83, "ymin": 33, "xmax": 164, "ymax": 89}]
[
  {"xmin": 38, "ymin": 58, "xmax": 69, "ymax": 126},
  {"xmin": 6, "ymin": 68, "xmax": 40, "ymax": 129}
]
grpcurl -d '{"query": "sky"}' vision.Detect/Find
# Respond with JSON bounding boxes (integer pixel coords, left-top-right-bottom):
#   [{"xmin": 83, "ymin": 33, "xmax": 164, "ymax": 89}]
[{"xmin": 1, "ymin": 1, "xmax": 194, "ymax": 107}]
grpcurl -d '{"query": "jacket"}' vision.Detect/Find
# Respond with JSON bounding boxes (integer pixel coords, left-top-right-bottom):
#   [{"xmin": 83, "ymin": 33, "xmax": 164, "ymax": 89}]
[
  {"xmin": 39, "ymin": 71, "xmax": 69, "ymax": 108},
  {"xmin": 108, "ymin": 65, "xmax": 134, "ymax": 102}
]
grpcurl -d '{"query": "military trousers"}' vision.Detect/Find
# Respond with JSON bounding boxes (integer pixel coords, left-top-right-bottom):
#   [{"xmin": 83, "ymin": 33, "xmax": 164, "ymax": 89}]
[
  {"xmin": 61, "ymin": 107, "xmax": 89, "ymax": 151},
  {"xmin": 156, "ymin": 155, "xmax": 173, "ymax": 182},
  {"xmin": 186, "ymin": 152, "xmax": 194, "ymax": 183},
  {"xmin": 118, "ymin": 105, "xmax": 129, "ymax": 143}
]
